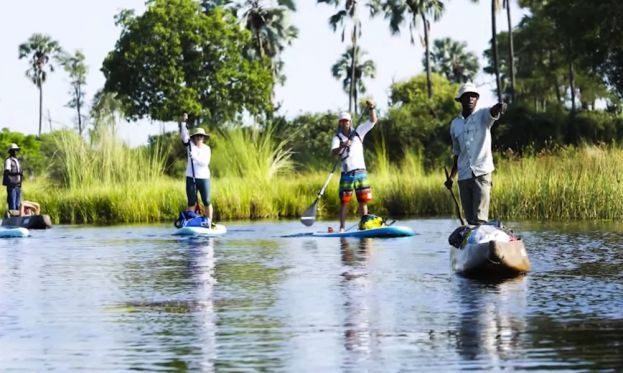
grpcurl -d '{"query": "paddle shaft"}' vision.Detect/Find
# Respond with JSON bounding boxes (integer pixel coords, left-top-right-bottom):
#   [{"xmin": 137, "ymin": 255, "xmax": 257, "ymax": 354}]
[
  {"xmin": 444, "ymin": 167, "xmax": 465, "ymax": 226},
  {"xmin": 186, "ymin": 138, "xmax": 201, "ymax": 214}
]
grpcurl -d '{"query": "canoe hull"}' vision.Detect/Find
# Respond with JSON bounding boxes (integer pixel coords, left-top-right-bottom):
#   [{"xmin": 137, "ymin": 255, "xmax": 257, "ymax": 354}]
[
  {"xmin": 173, "ymin": 224, "xmax": 227, "ymax": 236},
  {"xmin": 1, "ymin": 214, "xmax": 52, "ymax": 229},
  {"xmin": 451, "ymin": 239, "xmax": 530, "ymax": 279},
  {"xmin": 311, "ymin": 225, "xmax": 415, "ymax": 238}
]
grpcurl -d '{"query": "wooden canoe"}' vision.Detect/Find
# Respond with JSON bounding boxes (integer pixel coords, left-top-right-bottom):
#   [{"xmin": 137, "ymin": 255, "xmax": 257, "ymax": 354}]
[{"xmin": 451, "ymin": 239, "xmax": 531, "ymax": 279}]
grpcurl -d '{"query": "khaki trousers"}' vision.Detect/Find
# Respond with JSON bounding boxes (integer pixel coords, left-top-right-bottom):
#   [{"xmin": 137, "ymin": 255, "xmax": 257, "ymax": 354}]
[{"xmin": 458, "ymin": 172, "xmax": 492, "ymax": 225}]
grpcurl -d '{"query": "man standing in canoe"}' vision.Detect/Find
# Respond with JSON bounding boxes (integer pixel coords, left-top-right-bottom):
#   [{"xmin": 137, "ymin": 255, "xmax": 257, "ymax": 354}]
[
  {"xmin": 3, "ymin": 143, "xmax": 22, "ymax": 214},
  {"xmin": 331, "ymin": 100, "xmax": 377, "ymax": 232},
  {"xmin": 180, "ymin": 113, "xmax": 214, "ymax": 225},
  {"xmin": 444, "ymin": 83, "xmax": 507, "ymax": 225}
]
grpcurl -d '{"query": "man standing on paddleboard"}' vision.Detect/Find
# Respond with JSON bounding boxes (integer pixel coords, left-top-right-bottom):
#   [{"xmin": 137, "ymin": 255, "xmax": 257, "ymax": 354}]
[
  {"xmin": 444, "ymin": 82, "xmax": 507, "ymax": 225},
  {"xmin": 331, "ymin": 100, "xmax": 377, "ymax": 232}
]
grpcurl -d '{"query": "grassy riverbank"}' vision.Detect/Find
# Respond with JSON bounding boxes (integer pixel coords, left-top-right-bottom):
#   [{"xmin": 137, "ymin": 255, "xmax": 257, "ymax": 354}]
[{"xmin": 22, "ymin": 145, "xmax": 623, "ymax": 224}]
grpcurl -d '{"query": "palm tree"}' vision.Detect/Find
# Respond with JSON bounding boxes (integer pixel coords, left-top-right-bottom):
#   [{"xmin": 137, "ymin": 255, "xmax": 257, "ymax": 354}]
[
  {"xmin": 503, "ymin": 0, "xmax": 516, "ymax": 101},
  {"xmin": 331, "ymin": 46, "xmax": 376, "ymax": 114},
  {"xmin": 59, "ymin": 50, "xmax": 88, "ymax": 135},
  {"xmin": 318, "ymin": 0, "xmax": 366, "ymax": 112},
  {"xmin": 372, "ymin": 0, "xmax": 444, "ymax": 98},
  {"xmin": 428, "ymin": 38, "xmax": 479, "ymax": 83},
  {"xmin": 18, "ymin": 34, "xmax": 63, "ymax": 137}
]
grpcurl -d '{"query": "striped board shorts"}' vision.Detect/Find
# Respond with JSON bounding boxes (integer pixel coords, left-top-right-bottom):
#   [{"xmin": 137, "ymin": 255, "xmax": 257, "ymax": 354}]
[{"xmin": 339, "ymin": 169, "xmax": 372, "ymax": 203}]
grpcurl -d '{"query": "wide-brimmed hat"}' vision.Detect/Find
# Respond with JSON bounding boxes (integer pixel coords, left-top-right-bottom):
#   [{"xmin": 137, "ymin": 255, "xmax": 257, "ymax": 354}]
[
  {"xmin": 8, "ymin": 143, "xmax": 20, "ymax": 152},
  {"xmin": 189, "ymin": 127, "xmax": 208, "ymax": 138},
  {"xmin": 338, "ymin": 112, "xmax": 352, "ymax": 122},
  {"xmin": 455, "ymin": 82, "xmax": 480, "ymax": 101}
]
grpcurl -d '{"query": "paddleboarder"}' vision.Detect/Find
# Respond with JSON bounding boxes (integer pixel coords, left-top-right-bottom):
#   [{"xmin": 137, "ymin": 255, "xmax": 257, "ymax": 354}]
[
  {"xmin": 3, "ymin": 143, "xmax": 22, "ymax": 214},
  {"xmin": 180, "ymin": 113, "xmax": 214, "ymax": 226},
  {"xmin": 444, "ymin": 82, "xmax": 507, "ymax": 225},
  {"xmin": 331, "ymin": 100, "xmax": 377, "ymax": 232}
]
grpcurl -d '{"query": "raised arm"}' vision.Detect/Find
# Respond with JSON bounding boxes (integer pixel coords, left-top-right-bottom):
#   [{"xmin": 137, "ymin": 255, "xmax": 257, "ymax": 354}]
[{"xmin": 180, "ymin": 113, "xmax": 190, "ymax": 145}]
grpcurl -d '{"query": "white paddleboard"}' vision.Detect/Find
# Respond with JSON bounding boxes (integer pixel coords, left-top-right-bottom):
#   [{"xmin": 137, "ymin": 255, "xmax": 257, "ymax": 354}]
[{"xmin": 173, "ymin": 224, "xmax": 227, "ymax": 237}]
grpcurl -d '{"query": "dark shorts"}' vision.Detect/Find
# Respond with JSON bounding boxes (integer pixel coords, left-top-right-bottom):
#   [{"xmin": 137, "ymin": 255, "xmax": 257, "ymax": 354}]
[
  {"xmin": 338, "ymin": 169, "xmax": 372, "ymax": 204},
  {"xmin": 186, "ymin": 177, "xmax": 211, "ymax": 207}
]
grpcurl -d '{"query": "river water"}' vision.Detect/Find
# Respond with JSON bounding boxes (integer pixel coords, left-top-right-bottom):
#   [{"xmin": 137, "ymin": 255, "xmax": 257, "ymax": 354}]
[{"xmin": 0, "ymin": 219, "xmax": 621, "ymax": 371}]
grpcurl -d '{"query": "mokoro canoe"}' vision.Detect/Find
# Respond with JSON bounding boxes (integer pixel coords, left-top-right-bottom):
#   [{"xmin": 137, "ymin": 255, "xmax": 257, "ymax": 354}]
[
  {"xmin": 1, "ymin": 214, "xmax": 52, "ymax": 229},
  {"xmin": 451, "ymin": 238, "xmax": 531, "ymax": 279}
]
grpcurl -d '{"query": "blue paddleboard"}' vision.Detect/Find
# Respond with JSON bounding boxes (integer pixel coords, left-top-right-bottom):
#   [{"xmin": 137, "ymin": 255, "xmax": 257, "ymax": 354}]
[
  {"xmin": 0, "ymin": 227, "xmax": 30, "ymax": 238},
  {"xmin": 296, "ymin": 225, "xmax": 415, "ymax": 238}
]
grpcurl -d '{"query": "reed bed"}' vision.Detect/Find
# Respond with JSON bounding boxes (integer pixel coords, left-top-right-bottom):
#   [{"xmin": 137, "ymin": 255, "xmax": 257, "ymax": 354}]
[{"xmin": 22, "ymin": 127, "xmax": 623, "ymax": 225}]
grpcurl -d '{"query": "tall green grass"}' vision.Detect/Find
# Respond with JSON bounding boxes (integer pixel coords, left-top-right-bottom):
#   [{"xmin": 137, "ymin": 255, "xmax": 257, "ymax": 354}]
[{"xmin": 23, "ymin": 124, "xmax": 623, "ymax": 224}]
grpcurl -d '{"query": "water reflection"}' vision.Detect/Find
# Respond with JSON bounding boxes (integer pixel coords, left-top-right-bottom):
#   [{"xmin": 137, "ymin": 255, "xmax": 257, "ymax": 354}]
[
  {"xmin": 112, "ymin": 237, "xmax": 217, "ymax": 371},
  {"xmin": 339, "ymin": 238, "xmax": 378, "ymax": 369},
  {"xmin": 454, "ymin": 276, "xmax": 528, "ymax": 369}
]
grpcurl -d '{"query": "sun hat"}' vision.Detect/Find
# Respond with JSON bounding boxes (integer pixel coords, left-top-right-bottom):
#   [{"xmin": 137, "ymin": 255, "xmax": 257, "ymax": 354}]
[
  {"xmin": 455, "ymin": 82, "xmax": 480, "ymax": 101},
  {"xmin": 8, "ymin": 143, "xmax": 20, "ymax": 152},
  {"xmin": 189, "ymin": 127, "xmax": 208, "ymax": 138},
  {"xmin": 339, "ymin": 112, "xmax": 352, "ymax": 122}
]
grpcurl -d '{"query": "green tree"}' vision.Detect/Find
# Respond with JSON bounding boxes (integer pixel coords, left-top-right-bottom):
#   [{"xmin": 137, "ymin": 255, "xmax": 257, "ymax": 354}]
[
  {"xmin": 18, "ymin": 34, "xmax": 64, "ymax": 137},
  {"xmin": 378, "ymin": 73, "xmax": 459, "ymax": 168},
  {"xmin": 428, "ymin": 37, "xmax": 479, "ymax": 84},
  {"xmin": 372, "ymin": 0, "xmax": 444, "ymax": 98},
  {"xmin": 331, "ymin": 46, "xmax": 376, "ymax": 113},
  {"xmin": 102, "ymin": 0, "xmax": 274, "ymax": 125},
  {"xmin": 59, "ymin": 50, "xmax": 88, "ymax": 136}
]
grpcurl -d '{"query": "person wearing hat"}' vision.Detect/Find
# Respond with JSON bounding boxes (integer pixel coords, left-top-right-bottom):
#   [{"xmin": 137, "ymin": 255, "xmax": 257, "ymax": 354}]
[
  {"xmin": 444, "ymin": 82, "xmax": 507, "ymax": 225},
  {"xmin": 3, "ymin": 143, "xmax": 23, "ymax": 212},
  {"xmin": 180, "ymin": 113, "xmax": 214, "ymax": 225},
  {"xmin": 331, "ymin": 99, "xmax": 378, "ymax": 232}
]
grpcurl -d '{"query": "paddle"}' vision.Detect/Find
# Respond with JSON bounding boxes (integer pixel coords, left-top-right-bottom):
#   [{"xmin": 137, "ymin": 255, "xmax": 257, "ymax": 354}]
[
  {"xmin": 300, "ymin": 110, "xmax": 367, "ymax": 227},
  {"xmin": 183, "ymin": 114, "xmax": 202, "ymax": 215},
  {"xmin": 444, "ymin": 166, "xmax": 465, "ymax": 226}
]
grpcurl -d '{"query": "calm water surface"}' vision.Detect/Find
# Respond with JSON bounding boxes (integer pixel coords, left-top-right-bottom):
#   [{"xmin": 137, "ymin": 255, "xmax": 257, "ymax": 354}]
[{"xmin": 0, "ymin": 219, "xmax": 621, "ymax": 371}]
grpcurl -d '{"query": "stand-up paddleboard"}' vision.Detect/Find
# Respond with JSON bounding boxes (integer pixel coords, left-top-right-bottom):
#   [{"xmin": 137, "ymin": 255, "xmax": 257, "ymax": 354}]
[
  {"xmin": 285, "ymin": 225, "xmax": 415, "ymax": 238},
  {"xmin": 0, "ymin": 226, "xmax": 29, "ymax": 238},
  {"xmin": 174, "ymin": 223, "xmax": 227, "ymax": 236}
]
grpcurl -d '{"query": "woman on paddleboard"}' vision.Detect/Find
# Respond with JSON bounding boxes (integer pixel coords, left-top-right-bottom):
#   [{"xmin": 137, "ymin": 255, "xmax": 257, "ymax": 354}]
[
  {"xmin": 330, "ymin": 100, "xmax": 377, "ymax": 232},
  {"xmin": 180, "ymin": 113, "xmax": 213, "ymax": 225}
]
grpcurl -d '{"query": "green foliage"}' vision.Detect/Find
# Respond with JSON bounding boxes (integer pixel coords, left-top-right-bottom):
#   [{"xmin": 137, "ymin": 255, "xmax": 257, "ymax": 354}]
[
  {"xmin": 277, "ymin": 112, "xmax": 340, "ymax": 170},
  {"xmin": 376, "ymin": 73, "xmax": 459, "ymax": 168},
  {"xmin": 45, "ymin": 127, "xmax": 167, "ymax": 190},
  {"xmin": 211, "ymin": 124, "xmax": 294, "ymax": 182},
  {"xmin": 102, "ymin": 0, "xmax": 274, "ymax": 124}
]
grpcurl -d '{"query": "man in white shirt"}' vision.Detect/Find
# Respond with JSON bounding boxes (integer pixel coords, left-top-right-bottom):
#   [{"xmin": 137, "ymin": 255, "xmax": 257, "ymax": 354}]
[
  {"xmin": 444, "ymin": 83, "xmax": 507, "ymax": 225},
  {"xmin": 3, "ymin": 143, "xmax": 22, "ymax": 212},
  {"xmin": 331, "ymin": 100, "xmax": 377, "ymax": 232}
]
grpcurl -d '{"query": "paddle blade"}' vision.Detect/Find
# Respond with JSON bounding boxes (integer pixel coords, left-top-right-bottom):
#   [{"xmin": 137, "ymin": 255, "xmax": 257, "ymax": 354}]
[{"xmin": 300, "ymin": 200, "xmax": 319, "ymax": 226}]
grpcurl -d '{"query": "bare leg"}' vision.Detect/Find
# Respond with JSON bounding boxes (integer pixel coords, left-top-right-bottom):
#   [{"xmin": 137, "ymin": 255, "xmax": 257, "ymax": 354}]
[
  {"xmin": 358, "ymin": 202, "xmax": 368, "ymax": 217},
  {"xmin": 206, "ymin": 204, "xmax": 213, "ymax": 221},
  {"xmin": 339, "ymin": 203, "xmax": 348, "ymax": 232}
]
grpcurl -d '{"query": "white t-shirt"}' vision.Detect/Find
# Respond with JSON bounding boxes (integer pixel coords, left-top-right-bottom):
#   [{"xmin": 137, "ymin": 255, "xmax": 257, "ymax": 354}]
[
  {"xmin": 450, "ymin": 108, "xmax": 500, "ymax": 180},
  {"xmin": 331, "ymin": 120, "xmax": 374, "ymax": 172},
  {"xmin": 181, "ymin": 126, "xmax": 211, "ymax": 179}
]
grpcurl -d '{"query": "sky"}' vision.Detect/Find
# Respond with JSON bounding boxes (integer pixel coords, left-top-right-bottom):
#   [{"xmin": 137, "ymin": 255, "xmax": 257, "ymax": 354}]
[{"xmin": 0, "ymin": 0, "xmax": 527, "ymax": 147}]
